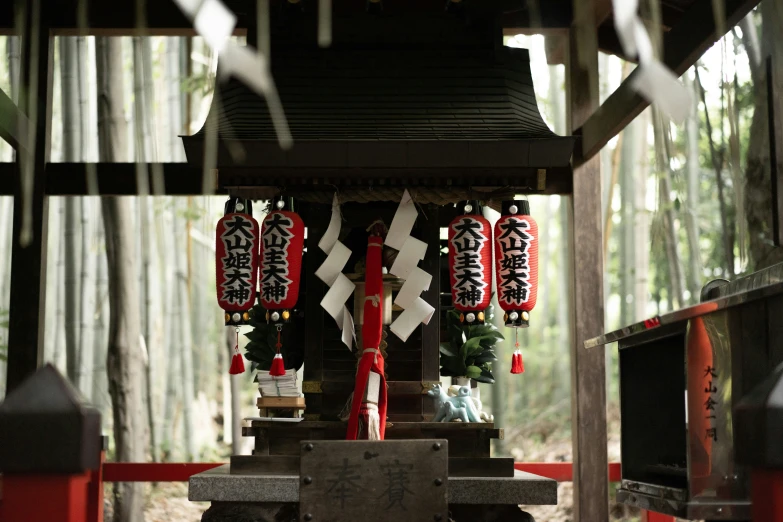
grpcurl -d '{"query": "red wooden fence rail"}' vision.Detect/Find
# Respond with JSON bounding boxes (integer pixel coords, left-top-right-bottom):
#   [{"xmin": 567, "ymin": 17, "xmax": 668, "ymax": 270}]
[{"xmin": 3, "ymin": 461, "xmax": 675, "ymax": 522}]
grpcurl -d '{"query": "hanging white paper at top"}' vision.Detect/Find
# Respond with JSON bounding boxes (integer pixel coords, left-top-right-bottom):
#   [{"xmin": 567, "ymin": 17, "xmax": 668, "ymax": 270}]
[
  {"xmin": 173, "ymin": 0, "xmax": 202, "ymax": 17},
  {"xmin": 194, "ymin": 0, "xmax": 236, "ymax": 53},
  {"xmin": 610, "ymin": 0, "xmax": 692, "ymax": 123},
  {"xmin": 632, "ymin": 61, "xmax": 693, "ymax": 124},
  {"xmin": 170, "ymin": 0, "xmax": 291, "ymax": 150},
  {"xmin": 612, "ymin": 0, "xmax": 638, "ymax": 58},
  {"xmin": 386, "ymin": 190, "xmax": 418, "ymax": 250},
  {"xmin": 219, "ymin": 45, "xmax": 271, "ymax": 94}
]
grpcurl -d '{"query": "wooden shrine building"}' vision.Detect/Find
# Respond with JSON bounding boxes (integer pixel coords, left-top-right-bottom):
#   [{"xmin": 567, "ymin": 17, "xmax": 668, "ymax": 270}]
[{"xmin": 0, "ymin": 0, "xmax": 767, "ymax": 520}]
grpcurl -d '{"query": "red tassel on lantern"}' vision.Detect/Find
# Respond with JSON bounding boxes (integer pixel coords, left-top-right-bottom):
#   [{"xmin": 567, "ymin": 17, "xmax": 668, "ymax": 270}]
[
  {"xmin": 494, "ymin": 200, "xmax": 539, "ymax": 328},
  {"xmin": 448, "ymin": 202, "xmax": 493, "ymax": 325},
  {"xmin": 269, "ymin": 354, "xmax": 286, "ymax": 376},
  {"xmin": 229, "ymin": 328, "xmax": 246, "ymax": 375},
  {"xmin": 216, "ymin": 198, "xmax": 260, "ymax": 326},
  {"xmin": 229, "ymin": 353, "xmax": 246, "ymax": 374},
  {"xmin": 511, "ymin": 350, "xmax": 524, "ymax": 374}
]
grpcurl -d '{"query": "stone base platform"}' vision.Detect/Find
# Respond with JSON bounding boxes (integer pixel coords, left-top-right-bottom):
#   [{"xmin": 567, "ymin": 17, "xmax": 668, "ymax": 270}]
[{"xmin": 190, "ymin": 464, "xmax": 555, "ymax": 521}]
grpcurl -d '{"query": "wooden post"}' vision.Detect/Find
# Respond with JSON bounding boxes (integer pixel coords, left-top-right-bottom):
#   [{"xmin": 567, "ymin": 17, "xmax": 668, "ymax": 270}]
[
  {"xmin": 420, "ymin": 205, "xmax": 441, "ymax": 418},
  {"xmin": 5, "ymin": 2, "xmax": 52, "ymax": 393},
  {"xmin": 566, "ymin": 6, "xmax": 609, "ymax": 521},
  {"xmin": 1, "ymin": 472, "xmax": 92, "ymax": 522},
  {"xmin": 86, "ymin": 440, "xmax": 107, "ymax": 522},
  {"xmin": 767, "ymin": 55, "xmax": 783, "ymax": 246}
]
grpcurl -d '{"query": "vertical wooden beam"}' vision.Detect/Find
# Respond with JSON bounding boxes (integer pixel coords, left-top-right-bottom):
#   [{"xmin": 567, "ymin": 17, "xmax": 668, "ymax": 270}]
[
  {"xmin": 566, "ymin": 8, "xmax": 609, "ymax": 522},
  {"xmin": 768, "ymin": 55, "xmax": 783, "ymax": 246},
  {"xmin": 302, "ymin": 202, "xmax": 326, "ymax": 418},
  {"xmin": 420, "ymin": 205, "xmax": 441, "ymax": 417},
  {"xmin": 6, "ymin": 2, "xmax": 52, "ymax": 393}
]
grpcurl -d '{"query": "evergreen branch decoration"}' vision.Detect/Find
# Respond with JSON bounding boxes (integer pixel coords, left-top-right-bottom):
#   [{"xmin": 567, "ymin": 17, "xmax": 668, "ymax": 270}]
[
  {"xmin": 243, "ymin": 304, "xmax": 304, "ymax": 375},
  {"xmin": 439, "ymin": 306, "xmax": 503, "ymax": 383}
]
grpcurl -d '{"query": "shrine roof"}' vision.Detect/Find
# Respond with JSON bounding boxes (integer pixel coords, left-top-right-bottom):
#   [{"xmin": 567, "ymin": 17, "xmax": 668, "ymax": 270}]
[{"xmin": 182, "ymin": 47, "xmax": 575, "ymax": 171}]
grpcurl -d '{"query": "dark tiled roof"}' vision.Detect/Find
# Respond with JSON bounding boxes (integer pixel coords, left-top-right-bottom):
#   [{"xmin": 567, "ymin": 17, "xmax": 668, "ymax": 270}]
[{"xmin": 183, "ymin": 46, "xmax": 575, "ymax": 169}]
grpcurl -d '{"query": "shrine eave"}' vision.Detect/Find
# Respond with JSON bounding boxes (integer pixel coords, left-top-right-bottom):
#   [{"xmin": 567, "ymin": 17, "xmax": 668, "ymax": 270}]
[
  {"xmin": 181, "ymin": 138, "xmax": 576, "ymax": 170},
  {"xmin": 0, "ymin": 0, "xmax": 570, "ymax": 33},
  {"xmin": 0, "ymin": 162, "xmax": 574, "ymax": 196}
]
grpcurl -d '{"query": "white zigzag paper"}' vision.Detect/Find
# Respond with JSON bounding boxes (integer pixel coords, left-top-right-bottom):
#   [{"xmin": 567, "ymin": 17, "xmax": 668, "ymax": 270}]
[
  {"xmin": 317, "ymin": 195, "xmax": 356, "ymax": 349},
  {"xmin": 388, "ymin": 190, "xmax": 435, "ymax": 342}
]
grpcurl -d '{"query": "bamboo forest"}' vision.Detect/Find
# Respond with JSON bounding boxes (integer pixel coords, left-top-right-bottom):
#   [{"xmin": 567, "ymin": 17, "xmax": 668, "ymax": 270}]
[{"xmin": 0, "ymin": 3, "xmax": 778, "ymax": 521}]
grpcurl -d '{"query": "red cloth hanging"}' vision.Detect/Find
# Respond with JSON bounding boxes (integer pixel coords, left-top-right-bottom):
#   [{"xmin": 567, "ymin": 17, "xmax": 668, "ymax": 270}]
[
  {"xmin": 494, "ymin": 202, "xmax": 539, "ymax": 325},
  {"xmin": 346, "ymin": 235, "xmax": 388, "ymax": 441},
  {"xmin": 259, "ymin": 210, "xmax": 305, "ymax": 311},
  {"xmin": 448, "ymin": 213, "xmax": 493, "ymax": 315},
  {"xmin": 216, "ymin": 210, "xmax": 260, "ymax": 320}
]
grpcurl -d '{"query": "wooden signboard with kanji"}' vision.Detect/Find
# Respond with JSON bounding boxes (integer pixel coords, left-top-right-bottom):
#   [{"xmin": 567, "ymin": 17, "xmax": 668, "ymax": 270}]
[{"xmin": 299, "ymin": 439, "xmax": 448, "ymax": 522}]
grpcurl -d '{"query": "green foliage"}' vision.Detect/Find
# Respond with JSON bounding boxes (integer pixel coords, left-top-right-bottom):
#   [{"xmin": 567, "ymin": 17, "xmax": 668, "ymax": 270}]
[
  {"xmin": 439, "ymin": 307, "xmax": 503, "ymax": 383},
  {"xmin": 243, "ymin": 305, "xmax": 304, "ymax": 375}
]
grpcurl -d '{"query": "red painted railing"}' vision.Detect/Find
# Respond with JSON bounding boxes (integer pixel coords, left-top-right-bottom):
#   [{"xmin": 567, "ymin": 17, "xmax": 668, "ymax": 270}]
[
  {"xmin": 514, "ymin": 462, "xmax": 622, "ymax": 482},
  {"xmin": 2, "ymin": 460, "xmax": 673, "ymax": 522}
]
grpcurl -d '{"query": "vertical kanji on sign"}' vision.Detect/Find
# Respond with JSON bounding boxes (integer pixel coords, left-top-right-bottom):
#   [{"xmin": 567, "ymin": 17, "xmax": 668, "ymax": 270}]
[
  {"xmin": 494, "ymin": 200, "xmax": 539, "ymax": 328},
  {"xmin": 258, "ymin": 209, "xmax": 304, "ymax": 313},
  {"xmin": 215, "ymin": 198, "xmax": 260, "ymax": 326},
  {"xmin": 447, "ymin": 204, "xmax": 493, "ymax": 324}
]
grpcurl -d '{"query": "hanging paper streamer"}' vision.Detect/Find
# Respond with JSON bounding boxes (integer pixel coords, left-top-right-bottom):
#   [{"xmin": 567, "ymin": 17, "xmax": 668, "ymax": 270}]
[
  {"xmin": 387, "ymin": 190, "xmax": 435, "ymax": 342},
  {"xmin": 316, "ymin": 195, "xmax": 356, "ymax": 349},
  {"xmin": 494, "ymin": 200, "xmax": 538, "ymax": 328},
  {"xmin": 448, "ymin": 202, "xmax": 493, "ymax": 324},
  {"xmin": 171, "ymin": 0, "xmax": 292, "ymax": 150},
  {"xmin": 611, "ymin": 0, "xmax": 692, "ymax": 123},
  {"xmin": 216, "ymin": 198, "xmax": 260, "ymax": 326}
]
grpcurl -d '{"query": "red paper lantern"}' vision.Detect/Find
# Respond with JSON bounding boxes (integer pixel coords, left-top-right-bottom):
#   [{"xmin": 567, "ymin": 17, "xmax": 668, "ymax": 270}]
[
  {"xmin": 494, "ymin": 200, "xmax": 538, "ymax": 328},
  {"xmin": 216, "ymin": 198, "xmax": 260, "ymax": 326},
  {"xmin": 448, "ymin": 203, "xmax": 493, "ymax": 324},
  {"xmin": 259, "ymin": 207, "xmax": 305, "ymax": 314},
  {"xmin": 259, "ymin": 199, "xmax": 305, "ymax": 376}
]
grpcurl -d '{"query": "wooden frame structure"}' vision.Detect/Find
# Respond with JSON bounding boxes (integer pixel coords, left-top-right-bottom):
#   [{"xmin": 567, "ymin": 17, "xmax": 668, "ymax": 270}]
[{"xmin": 0, "ymin": 0, "xmax": 762, "ymax": 519}]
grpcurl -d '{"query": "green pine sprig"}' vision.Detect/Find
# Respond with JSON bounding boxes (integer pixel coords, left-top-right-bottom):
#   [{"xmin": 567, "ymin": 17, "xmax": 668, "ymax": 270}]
[{"xmin": 439, "ymin": 307, "xmax": 503, "ymax": 383}]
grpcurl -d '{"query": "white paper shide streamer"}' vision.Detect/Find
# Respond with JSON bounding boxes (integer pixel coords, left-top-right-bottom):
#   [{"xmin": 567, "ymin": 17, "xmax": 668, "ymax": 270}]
[
  {"xmin": 611, "ymin": 0, "xmax": 692, "ymax": 123},
  {"xmin": 171, "ymin": 0, "xmax": 292, "ymax": 150},
  {"xmin": 387, "ymin": 190, "xmax": 435, "ymax": 342},
  {"xmin": 317, "ymin": 195, "xmax": 356, "ymax": 349}
]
